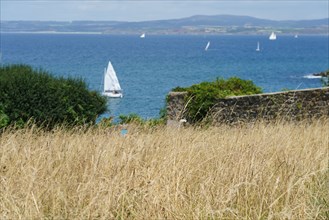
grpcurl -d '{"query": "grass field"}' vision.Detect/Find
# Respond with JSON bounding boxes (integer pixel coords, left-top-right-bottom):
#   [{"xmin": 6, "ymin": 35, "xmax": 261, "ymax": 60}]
[{"xmin": 0, "ymin": 120, "xmax": 328, "ymax": 219}]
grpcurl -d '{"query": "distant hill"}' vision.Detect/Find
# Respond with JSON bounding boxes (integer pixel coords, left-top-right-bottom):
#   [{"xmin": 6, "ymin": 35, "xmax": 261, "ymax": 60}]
[
  {"xmin": 117, "ymin": 15, "xmax": 328, "ymax": 28},
  {"xmin": 1, "ymin": 15, "xmax": 328, "ymax": 34}
]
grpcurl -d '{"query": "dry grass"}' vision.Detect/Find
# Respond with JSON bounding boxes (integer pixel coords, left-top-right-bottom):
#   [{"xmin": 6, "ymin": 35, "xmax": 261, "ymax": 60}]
[{"xmin": 0, "ymin": 120, "xmax": 328, "ymax": 219}]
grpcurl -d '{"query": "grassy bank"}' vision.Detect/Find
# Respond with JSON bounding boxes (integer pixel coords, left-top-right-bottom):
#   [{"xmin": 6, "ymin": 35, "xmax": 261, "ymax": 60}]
[{"xmin": 0, "ymin": 120, "xmax": 328, "ymax": 219}]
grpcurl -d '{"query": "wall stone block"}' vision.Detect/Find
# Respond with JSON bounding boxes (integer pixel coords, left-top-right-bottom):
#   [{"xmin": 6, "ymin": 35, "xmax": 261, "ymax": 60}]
[{"xmin": 167, "ymin": 87, "xmax": 329, "ymax": 125}]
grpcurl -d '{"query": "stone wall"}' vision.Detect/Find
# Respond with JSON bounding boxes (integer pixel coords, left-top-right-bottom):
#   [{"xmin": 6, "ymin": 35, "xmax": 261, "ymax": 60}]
[{"xmin": 166, "ymin": 87, "xmax": 329, "ymax": 125}]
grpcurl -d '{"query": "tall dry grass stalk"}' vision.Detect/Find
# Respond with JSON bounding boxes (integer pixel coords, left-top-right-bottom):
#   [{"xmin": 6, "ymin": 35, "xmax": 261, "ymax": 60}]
[{"xmin": 0, "ymin": 120, "xmax": 328, "ymax": 219}]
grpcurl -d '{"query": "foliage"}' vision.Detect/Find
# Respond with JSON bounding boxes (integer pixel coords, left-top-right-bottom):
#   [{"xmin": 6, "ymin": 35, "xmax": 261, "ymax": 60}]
[
  {"xmin": 172, "ymin": 77, "xmax": 263, "ymax": 122},
  {"xmin": 0, "ymin": 104, "xmax": 10, "ymax": 129},
  {"xmin": 118, "ymin": 113, "xmax": 165, "ymax": 127},
  {"xmin": 0, "ymin": 64, "xmax": 107, "ymax": 129},
  {"xmin": 158, "ymin": 106, "xmax": 167, "ymax": 120},
  {"xmin": 97, "ymin": 116, "xmax": 115, "ymax": 128},
  {"xmin": 119, "ymin": 113, "xmax": 144, "ymax": 125}
]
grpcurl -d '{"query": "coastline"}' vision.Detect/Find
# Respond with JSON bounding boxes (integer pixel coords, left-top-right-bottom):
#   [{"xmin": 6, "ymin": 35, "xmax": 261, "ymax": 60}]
[
  {"xmin": 1, "ymin": 31, "xmax": 329, "ymax": 36},
  {"xmin": 0, "ymin": 31, "xmax": 103, "ymax": 35}
]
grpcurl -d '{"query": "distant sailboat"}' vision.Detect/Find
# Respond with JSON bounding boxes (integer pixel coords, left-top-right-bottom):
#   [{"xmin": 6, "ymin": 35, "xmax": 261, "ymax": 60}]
[
  {"xmin": 102, "ymin": 61, "xmax": 123, "ymax": 98},
  {"xmin": 205, "ymin": 41, "xmax": 210, "ymax": 51},
  {"xmin": 140, "ymin": 33, "xmax": 145, "ymax": 38},
  {"xmin": 256, "ymin": 42, "xmax": 260, "ymax": 51},
  {"xmin": 269, "ymin": 32, "xmax": 277, "ymax": 40},
  {"xmin": 294, "ymin": 34, "xmax": 298, "ymax": 38}
]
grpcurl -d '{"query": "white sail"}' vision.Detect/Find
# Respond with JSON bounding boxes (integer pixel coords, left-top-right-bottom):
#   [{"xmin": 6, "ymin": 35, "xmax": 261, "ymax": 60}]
[
  {"xmin": 205, "ymin": 41, "xmax": 210, "ymax": 51},
  {"xmin": 140, "ymin": 33, "xmax": 145, "ymax": 38},
  {"xmin": 103, "ymin": 61, "xmax": 123, "ymax": 98},
  {"xmin": 256, "ymin": 42, "xmax": 260, "ymax": 51},
  {"xmin": 269, "ymin": 32, "xmax": 276, "ymax": 40}
]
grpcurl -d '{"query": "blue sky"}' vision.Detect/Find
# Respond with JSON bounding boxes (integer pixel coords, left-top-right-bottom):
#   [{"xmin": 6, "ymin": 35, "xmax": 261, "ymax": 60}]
[{"xmin": 1, "ymin": 0, "xmax": 328, "ymax": 21}]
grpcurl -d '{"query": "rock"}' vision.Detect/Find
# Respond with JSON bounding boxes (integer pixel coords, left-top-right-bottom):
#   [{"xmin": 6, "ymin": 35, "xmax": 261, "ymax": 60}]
[{"xmin": 313, "ymin": 71, "xmax": 329, "ymax": 77}]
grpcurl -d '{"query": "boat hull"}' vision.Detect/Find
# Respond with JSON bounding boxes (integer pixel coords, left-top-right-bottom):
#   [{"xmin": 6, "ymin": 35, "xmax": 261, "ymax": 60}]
[{"xmin": 102, "ymin": 91, "xmax": 123, "ymax": 98}]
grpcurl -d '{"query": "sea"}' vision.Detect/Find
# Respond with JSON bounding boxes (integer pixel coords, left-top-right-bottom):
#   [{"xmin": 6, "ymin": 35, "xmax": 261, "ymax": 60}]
[{"xmin": 1, "ymin": 33, "xmax": 328, "ymax": 120}]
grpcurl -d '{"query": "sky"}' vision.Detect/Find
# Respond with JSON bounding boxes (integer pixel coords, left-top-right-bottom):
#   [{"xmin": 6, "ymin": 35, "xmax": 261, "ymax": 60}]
[{"xmin": 1, "ymin": 0, "xmax": 328, "ymax": 22}]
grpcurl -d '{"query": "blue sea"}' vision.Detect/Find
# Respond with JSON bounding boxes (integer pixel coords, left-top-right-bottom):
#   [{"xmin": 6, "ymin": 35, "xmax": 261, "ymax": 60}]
[{"xmin": 1, "ymin": 34, "xmax": 328, "ymax": 119}]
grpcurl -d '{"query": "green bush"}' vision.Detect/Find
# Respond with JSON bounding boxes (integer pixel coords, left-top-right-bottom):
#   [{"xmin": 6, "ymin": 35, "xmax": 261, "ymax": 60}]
[
  {"xmin": 119, "ymin": 113, "xmax": 144, "ymax": 125},
  {"xmin": 0, "ymin": 64, "xmax": 107, "ymax": 129},
  {"xmin": 172, "ymin": 77, "xmax": 262, "ymax": 122},
  {"xmin": 118, "ymin": 113, "xmax": 165, "ymax": 127},
  {"xmin": 0, "ymin": 104, "xmax": 10, "ymax": 129}
]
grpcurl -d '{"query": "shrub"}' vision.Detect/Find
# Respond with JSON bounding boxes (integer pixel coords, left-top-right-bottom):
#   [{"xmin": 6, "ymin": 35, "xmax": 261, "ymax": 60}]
[
  {"xmin": 0, "ymin": 64, "xmax": 107, "ymax": 129},
  {"xmin": 119, "ymin": 113, "xmax": 144, "ymax": 125},
  {"xmin": 0, "ymin": 104, "xmax": 10, "ymax": 129},
  {"xmin": 172, "ymin": 77, "xmax": 262, "ymax": 122},
  {"xmin": 118, "ymin": 113, "xmax": 165, "ymax": 127}
]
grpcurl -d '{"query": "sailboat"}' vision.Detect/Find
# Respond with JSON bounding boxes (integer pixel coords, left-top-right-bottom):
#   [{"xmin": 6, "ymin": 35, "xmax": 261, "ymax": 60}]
[
  {"xmin": 256, "ymin": 42, "xmax": 260, "ymax": 51},
  {"xmin": 294, "ymin": 34, "xmax": 298, "ymax": 38},
  {"xmin": 205, "ymin": 41, "xmax": 210, "ymax": 51},
  {"xmin": 140, "ymin": 33, "xmax": 145, "ymax": 38},
  {"xmin": 269, "ymin": 32, "xmax": 276, "ymax": 40},
  {"xmin": 102, "ymin": 61, "xmax": 123, "ymax": 98}
]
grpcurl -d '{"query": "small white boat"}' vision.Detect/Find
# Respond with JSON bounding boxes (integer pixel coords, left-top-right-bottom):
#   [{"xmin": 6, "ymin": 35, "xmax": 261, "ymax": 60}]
[
  {"xmin": 205, "ymin": 41, "xmax": 210, "ymax": 51},
  {"xmin": 102, "ymin": 61, "xmax": 123, "ymax": 98},
  {"xmin": 140, "ymin": 33, "xmax": 145, "ymax": 38},
  {"xmin": 269, "ymin": 32, "xmax": 276, "ymax": 40},
  {"xmin": 294, "ymin": 34, "xmax": 298, "ymax": 38},
  {"xmin": 256, "ymin": 42, "xmax": 260, "ymax": 51}
]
